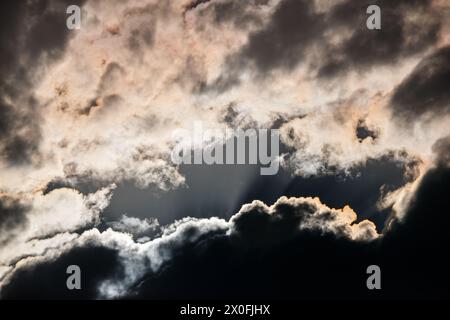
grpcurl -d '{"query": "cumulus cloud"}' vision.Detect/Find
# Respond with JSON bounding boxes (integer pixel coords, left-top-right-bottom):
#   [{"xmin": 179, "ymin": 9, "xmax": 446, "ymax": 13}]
[{"xmin": 0, "ymin": 195, "xmax": 378, "ymax": 299}]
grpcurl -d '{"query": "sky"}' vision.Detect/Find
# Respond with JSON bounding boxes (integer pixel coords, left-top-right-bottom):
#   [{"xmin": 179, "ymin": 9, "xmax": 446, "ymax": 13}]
[{"xmin": 0, "ymin": 0, "xmax": 450, "ymax": 299}]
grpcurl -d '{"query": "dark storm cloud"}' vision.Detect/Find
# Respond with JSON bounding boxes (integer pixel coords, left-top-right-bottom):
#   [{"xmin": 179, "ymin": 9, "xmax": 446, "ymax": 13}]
[
  {"xmin": 380, "ymin": 138, "xmax": 450, "ymax": 298},
  {"xmin": 3, "ymin": 195, "xmax": 379, "ymax": 300},
  {"xmin": 0, "ymin": 0, "xmax": 85, "ymax": 164},
  {"xmin": 1, "ymin": 246, "xmax": 124, "ymax": 299},
  {"xmin": 319, "ymin": 0, "xmax": 441, "ymax": 77},
  {"xmin": 237, "ymin": 0, "xmax": 323, "ymax": 74},
  {"xmin": 0, "ymin": 100, "xmax": 41, "ymax": 164},
  {"xmin": 0, "ymin": 0, "xmax": 84, "ymax": 89},
  {"xmin": 131, "ymin": 152, "xmax": 450, "ymax": 299},
  {"xmin": 390, "ymin": 45, "xmax": 450, "ymax": 122},
  {"xmin": 130, "ymin": 205, "xmax": 378, "ymax": 300},
  {"xmin": 204, "ymin": 0, "xmax": 441, "ymax": 92},
  {"xmin": 432, "ymin": 135, "xmax": 450, "ymax": 166},
  {"xmin": 0, "ymin": 196, "xmax": 29, "ymax": 246},
  {"xmin": 200, "ymin": 0, "xmax": 324, "ymax": 93}
]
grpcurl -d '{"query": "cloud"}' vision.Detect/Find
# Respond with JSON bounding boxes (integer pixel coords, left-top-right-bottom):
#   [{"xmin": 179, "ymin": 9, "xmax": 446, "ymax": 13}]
[
  {"xmin": 206, "ymin": 0, "xmax": 442, "ymax": 89},
  {"xmin": 0, "ymin": 101, "xmax": 41, "ymax": 165},
  {"xmin": 236, "ymin": 0, "xmax": 323, "ymax": 73},
  {"xmin": 0, "ymin": 0, "xmax": 86, "ymax": 165},
  {"xmin": 1, "ymin": 195, "xmax": 378, "ymax": 299},
  {"xmin": 379, "ymin": 138, "xmax": 450, "ymax": 298},
  {"xmin": 432, "ymin": 135, "xmax": 450, "ymax": 166},
  {"xmin": 0, "ymin": 195, "xmax": 29, "ymax": 246},
  {"xmin": 319, "ymin": 0, "xmax": 441, "ymax": 77},
  {"xmin": 0, "ymin": 0, "xmax": 449, "ymax": 300},
  {"xmin": 102, "ymin": 152, "xmax": 418, "ymax": 233},
  {"xmin": 5, "ymin": 153, "xmax": 450, "ymax": 299},
  {"xmin": 108, "ymin": 215, "xmax": 161, "ymax": 242},
  {"xmin": 0, "ymin": 185, "xmax": 115, "ymax": 269},
  {"xmin": 1, "ymin": 0, "xmax": 445, "ymax": 195},
  {"xmin": 0, "ymin": 245, "xmax": 125, "ymax": 300},
  {"xmin": 391, "ymin": 45, "xmax": 450, "ymax": 123},
  {"xmin": 136, "ymin": 154, "xmax": 450, "ymax": 299},
  {"xmin": 3, "ymin": 132, "xmax": 448, "ymax": 299}
]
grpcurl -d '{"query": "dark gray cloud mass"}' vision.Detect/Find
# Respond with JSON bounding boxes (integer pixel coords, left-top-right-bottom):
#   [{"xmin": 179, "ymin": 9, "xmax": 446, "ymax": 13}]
[
  {"xmin": 381, "ymin": 138, "xmax": 450, "ymax": 298},
  {"xmin": 1, "ymin": 246, "xmax": 124, "ymax": 299},
  {"xmin": 204, "ymin": 0, "xmax": 442, "ymax": 92},
  {"xmin": 0, "ymin": 196, "xmax": 29, "ymax": 246},
  {"xmin": 239, "ymin": 0, "xmax": 323, "ymax": 74},
  {"xmin": 204, "ymin": 0, "xmax": 323, "ymax": 91},
  {"xmin": 319, "ymin": 0, "xmax": 441, "ymax": 77},
  {"xmin": 0, "ymin": 0, "xmax": 85, "ymax": 164},
  {"xmin": 0, "ymin": 99, "xmax": 41, "ymax": 164},
  {"xmin": 391, "ymin": 45, "xmax": 450, "ymax": 122},
  {"xmin": 123, "ymin": 157, "xmax": 442, "ymax": 300}
]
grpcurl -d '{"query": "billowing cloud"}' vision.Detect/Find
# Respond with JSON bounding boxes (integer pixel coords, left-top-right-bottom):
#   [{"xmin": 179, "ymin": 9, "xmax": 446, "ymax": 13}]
[{"xmin": 1, "ymin": 195, "xmax": 378, "ymax": 299}]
